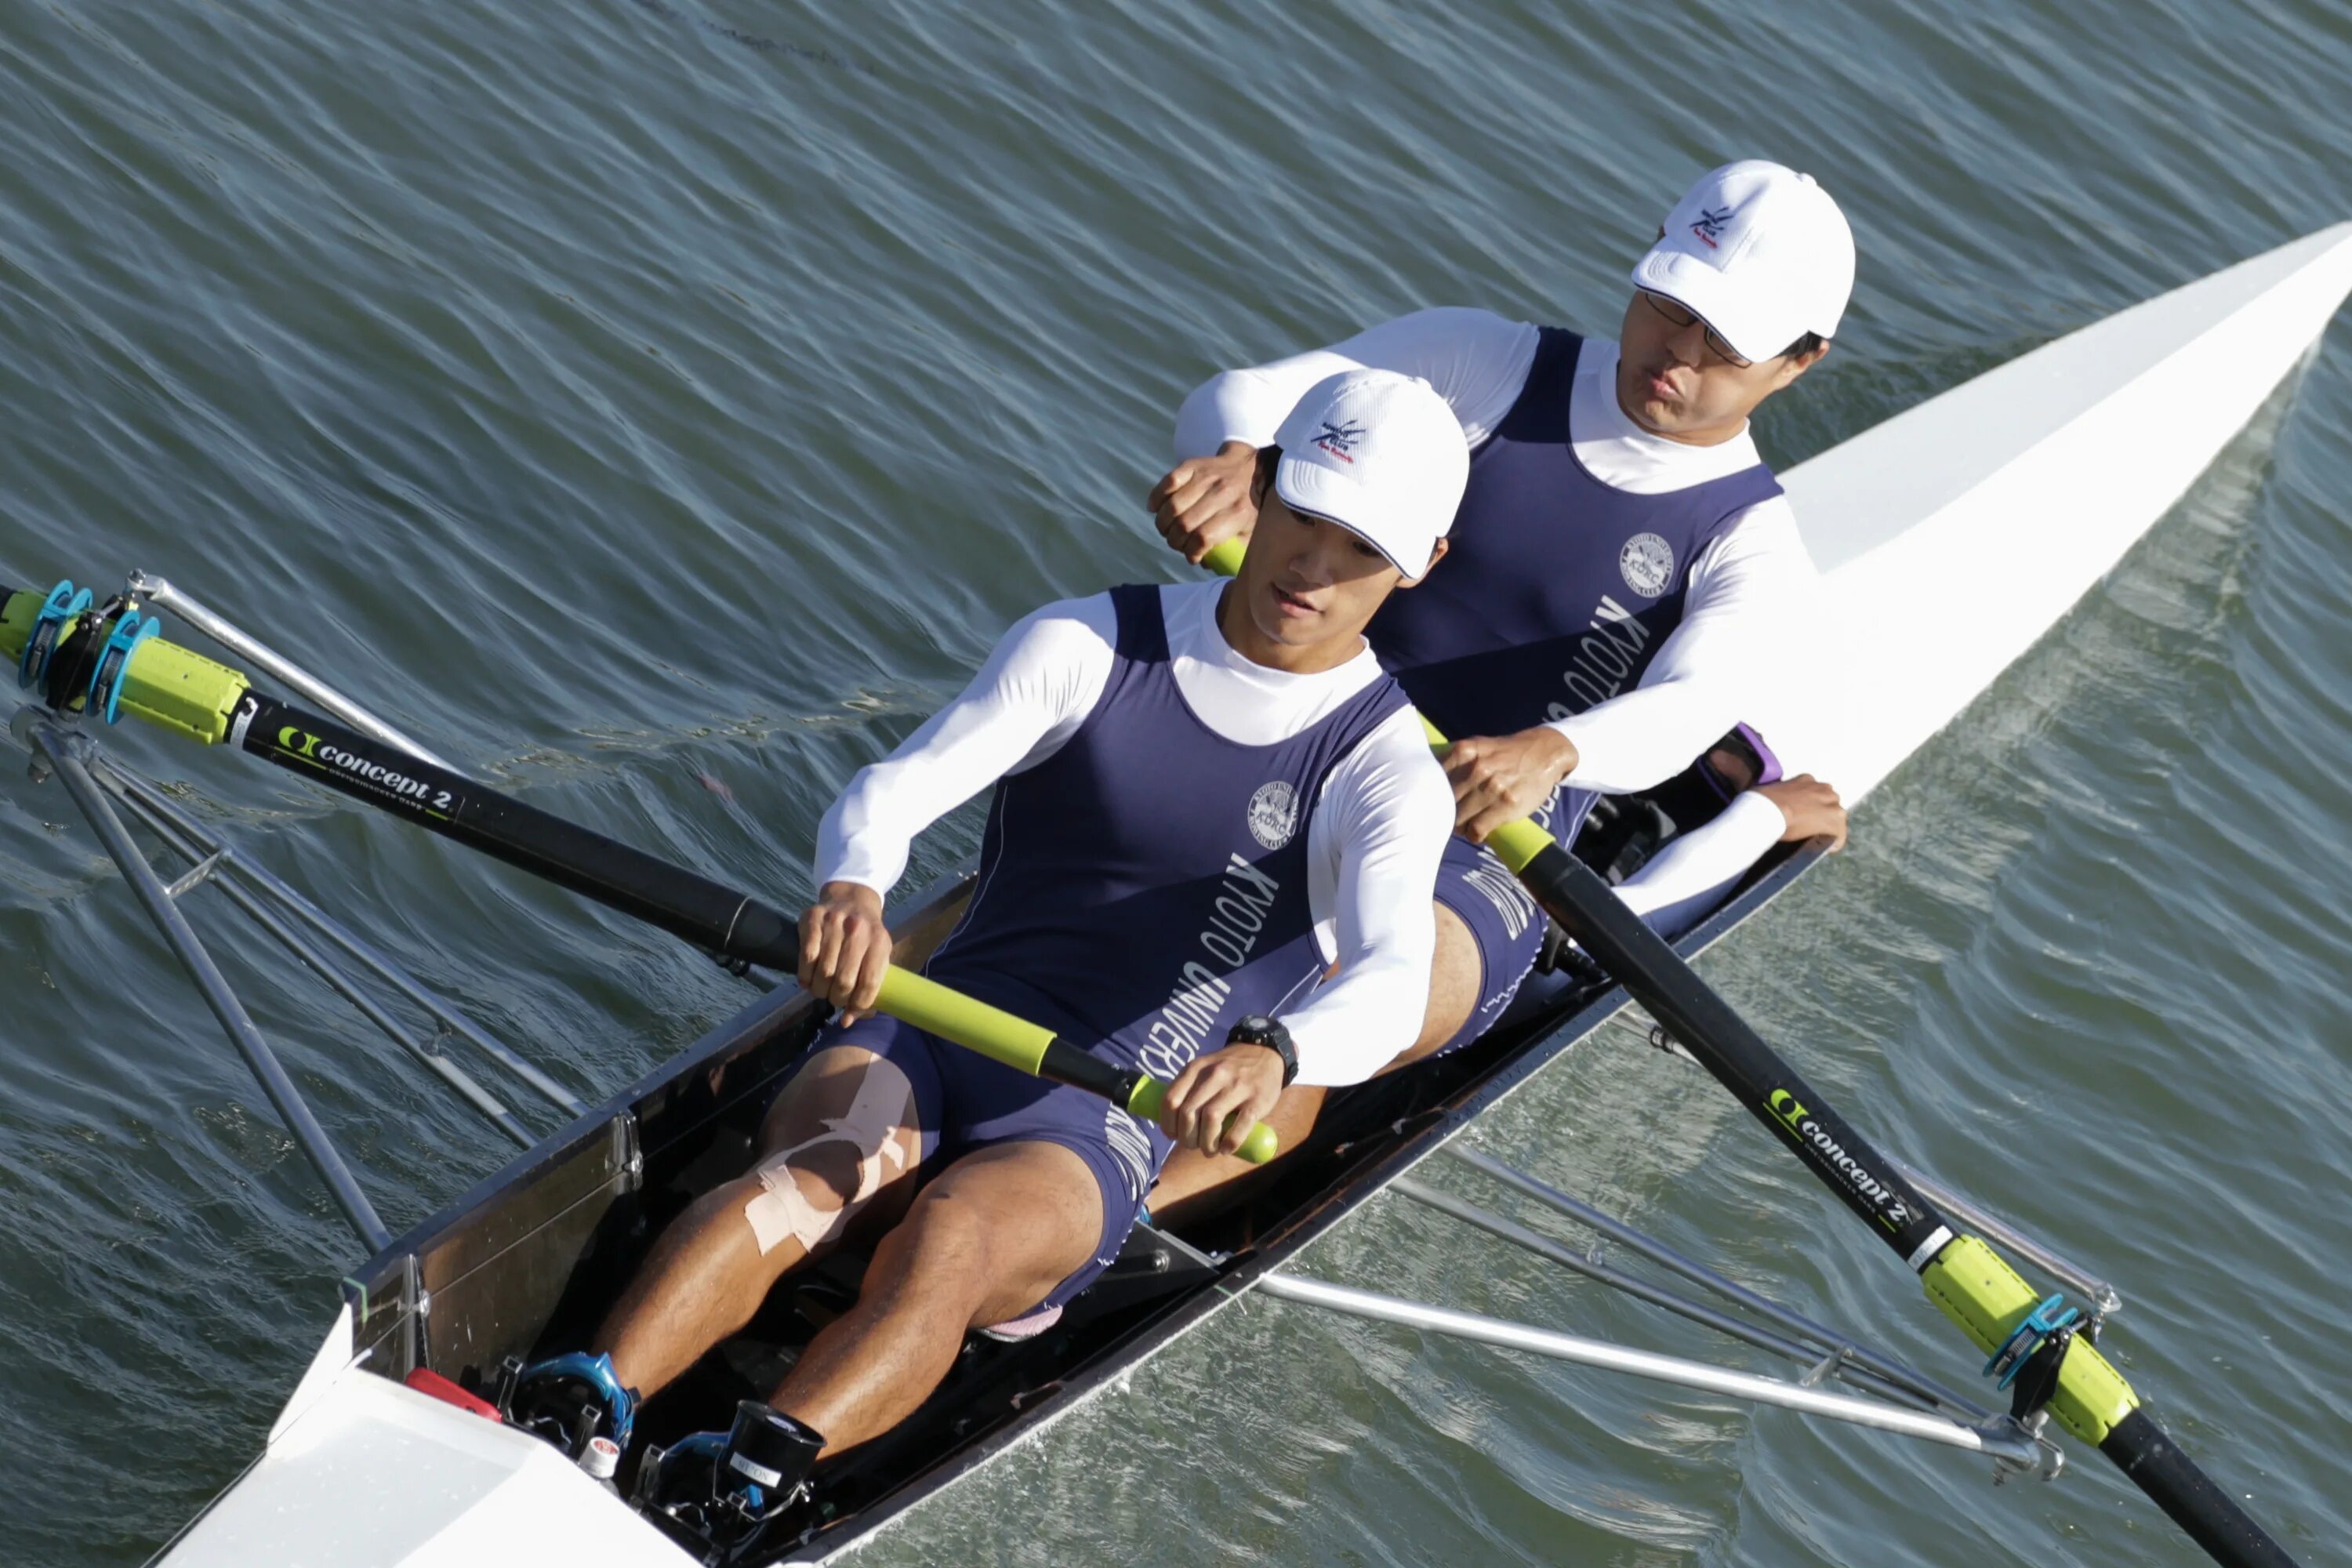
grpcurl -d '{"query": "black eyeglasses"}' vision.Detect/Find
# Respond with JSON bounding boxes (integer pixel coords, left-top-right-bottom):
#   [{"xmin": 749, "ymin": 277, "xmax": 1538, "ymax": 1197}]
[{"xmin": 1639, "ymin": 289, "xmax": 1753, "ymax": 368}]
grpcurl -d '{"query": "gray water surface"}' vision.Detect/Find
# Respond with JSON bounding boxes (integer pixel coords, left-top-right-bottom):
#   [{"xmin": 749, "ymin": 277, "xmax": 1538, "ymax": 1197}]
[{"xmin": 2, "ymin": 2, "xmax": 2348, "ymax": 1563}]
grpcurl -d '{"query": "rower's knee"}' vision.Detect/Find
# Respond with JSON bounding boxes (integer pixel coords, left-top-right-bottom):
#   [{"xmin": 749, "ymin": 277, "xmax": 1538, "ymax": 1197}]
[{"xmin": 742, "ymin": 1047, "xmax": 920, "ymax": 1258}]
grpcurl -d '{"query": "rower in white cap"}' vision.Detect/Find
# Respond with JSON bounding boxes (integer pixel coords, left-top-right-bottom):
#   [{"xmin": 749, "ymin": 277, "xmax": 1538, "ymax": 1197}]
[
  {"xmin": 1146, "ymin": 160, "xmax": 1857, "ymax": 1208},
  {"xmin": 509, "ymin": 372, "xmax": 1472, "ymax": 1542}
]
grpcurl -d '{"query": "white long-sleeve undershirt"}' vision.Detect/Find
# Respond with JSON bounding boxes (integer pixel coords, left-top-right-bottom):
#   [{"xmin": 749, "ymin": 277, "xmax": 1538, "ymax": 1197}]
[
  {"xmin": 1613, "ymin": 790, "xmax": 1788, "ymax": 937},
  {"xmin": 1173, "ymin": 306, "xmax": 1823, "ymax": 904},
  {"xmin": 815, "ymin": 581, "xmax": 1453, "ymax": 1087}
]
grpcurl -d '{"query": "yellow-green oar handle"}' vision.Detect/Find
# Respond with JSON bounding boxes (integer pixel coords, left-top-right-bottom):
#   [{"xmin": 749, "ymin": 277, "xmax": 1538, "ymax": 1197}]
[
  {"xmin": 1120, "ymin": 1076, "xmax": 1282, "ymax": 1163},
  {"xmin": 1199, "ymin": 537, "xmax": 1250, "ymax": 579},
  {"xmin": 874, "ymin": 966, "xmax": 1058, "ymax": 1073},
  {"xmin": 873, "ymin": 967, "xmax": 1280, "ymax": 1164},
  {"xmin": 2, "ymin": 587, "xmax": 250, "ymax": 743}
]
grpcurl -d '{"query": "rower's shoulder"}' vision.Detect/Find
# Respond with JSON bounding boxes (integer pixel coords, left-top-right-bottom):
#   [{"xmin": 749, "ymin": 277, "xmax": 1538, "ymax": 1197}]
[
  {"xmin": 1682, "ymin": 495, "xmax": 1816, "ymax": 597},
  {"xmin": 1326, "ymin": 700, "xmax": 1456, "ymax": 813},
  {"xmin": 987, "ymin": 589, "xmax": 1123, "ymax": 670},
  {"xmin": 1714, "ymin": 490, "xmax": 1810, "ymax": 558},
  {"xmin": 1339, "ymin": 307, "xmax": 1539, "ymax": 366}
]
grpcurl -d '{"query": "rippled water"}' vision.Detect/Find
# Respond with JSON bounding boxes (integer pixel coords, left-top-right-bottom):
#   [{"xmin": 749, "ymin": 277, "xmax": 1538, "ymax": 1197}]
[{"xmin": 2, "ymin": 1, "xmax": 2348, "ymax": 1563}]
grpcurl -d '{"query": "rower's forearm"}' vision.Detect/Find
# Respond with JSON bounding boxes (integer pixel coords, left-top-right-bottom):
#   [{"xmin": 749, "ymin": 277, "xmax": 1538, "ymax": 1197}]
[
  {"xmin": 814, "ymin": 717, "xmax": 995, "ymax": 894},
  {"xmin": 1287, "ymin": 732, "xmax": 1453, "ymax": 1084},
  {"xmin": 1548, "ymin": 677, "xmax": 1749, "ymax": 795},
  {"xmin": 1613, "ymin": 791, "xmax": 1785, "ymax": 934},
  {"xmin": 815, "ymin": 599, "xmax": 1118, "ymax": 891},
  {"xmin": 1283, "ymin": 942, "xmax": 1434, "ymax": 1087},
  {"xmin": 811, "ymin": 787, "xmax": 909, "ymax": 897},
  {"xmin": 812, "ymin": 706, "xmax": 1038, "ymax": 892}
]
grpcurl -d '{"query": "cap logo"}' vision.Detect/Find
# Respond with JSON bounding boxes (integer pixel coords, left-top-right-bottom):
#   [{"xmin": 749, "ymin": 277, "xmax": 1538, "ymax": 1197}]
[
  {"xmin": 1620, "ymin": 533, "xmax": 1675, "ymax": 597},
  {"xmin": 1311, "ymin": 419, "xmax": 1365, "ymax": 465},
  {"xmin": 1247, "ymin": 780, "xmax": 1300, "ymax": 849},
  {"xmin": 1690, "ymin": 205, "xmax": 1735, "ymax": 249}
]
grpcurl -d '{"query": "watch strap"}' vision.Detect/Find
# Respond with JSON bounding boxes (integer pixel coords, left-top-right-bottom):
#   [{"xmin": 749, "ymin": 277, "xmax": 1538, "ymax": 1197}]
[{"xmin": 1227, "ymin": 1014, "xmax": 1298, "ymax": 1087}]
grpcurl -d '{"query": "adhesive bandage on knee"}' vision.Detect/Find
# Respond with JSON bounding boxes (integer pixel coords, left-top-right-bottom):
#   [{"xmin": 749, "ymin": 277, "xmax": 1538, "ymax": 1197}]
[{"xmin": 742, "ymin": 1058, "xmax": 914, "ymax": 1256}]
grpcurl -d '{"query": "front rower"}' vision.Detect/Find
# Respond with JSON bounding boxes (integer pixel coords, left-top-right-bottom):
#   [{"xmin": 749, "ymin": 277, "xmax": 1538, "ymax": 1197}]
[{"xmin": 514, "ymin": 370, "xmax": 1468, "ymax": 1557}]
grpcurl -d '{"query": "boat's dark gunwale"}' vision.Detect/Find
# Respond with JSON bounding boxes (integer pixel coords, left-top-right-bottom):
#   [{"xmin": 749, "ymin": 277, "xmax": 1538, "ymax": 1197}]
[{"xmin": 780, "ymin": 840, "xmax": 1827, "ymax": 1563}]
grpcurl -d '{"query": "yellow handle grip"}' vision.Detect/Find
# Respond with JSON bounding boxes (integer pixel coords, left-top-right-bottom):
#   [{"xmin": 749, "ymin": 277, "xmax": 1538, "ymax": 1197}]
[
  {"xmin": 1125, "ymin": 1076, "xmax": 1281, "ymax": 1165},
  {"xmin": 1200, "ymin": 538, "xmax": 1249, "ymax": 578},
  {"xmin": 873, "ymin": 968, "xmax": 1279, "ymax": 1164}
]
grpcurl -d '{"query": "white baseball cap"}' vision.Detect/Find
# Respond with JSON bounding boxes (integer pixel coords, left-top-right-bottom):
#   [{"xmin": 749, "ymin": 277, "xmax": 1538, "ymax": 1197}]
[
  {"xmin": 1272, "ymin": 369, "xmax": 1467, "ymax": 581},
  {"xmin": 1629, "ymin": 160, "xmax": 1855, "ymax": 365}
]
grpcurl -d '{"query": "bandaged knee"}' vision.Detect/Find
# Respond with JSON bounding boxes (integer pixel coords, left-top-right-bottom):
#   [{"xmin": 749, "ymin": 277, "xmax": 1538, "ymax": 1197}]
[{"xmin": 742, "ymin": 1058, "xmax": 913, "ymax": 1256}]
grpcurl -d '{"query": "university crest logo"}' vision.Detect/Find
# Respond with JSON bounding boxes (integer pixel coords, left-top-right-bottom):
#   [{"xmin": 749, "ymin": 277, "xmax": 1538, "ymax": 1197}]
[
  {"xmin": 1620, "ymin": 533, "xmax": 1675, "ymax": 597},
  {"xmin": 1247, "ymin": 780, "xmax": 1300, "ymax": 849}
]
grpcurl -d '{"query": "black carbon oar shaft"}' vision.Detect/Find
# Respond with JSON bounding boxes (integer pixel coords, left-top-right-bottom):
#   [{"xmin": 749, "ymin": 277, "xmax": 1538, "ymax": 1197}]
[
  {"xmin": 234, "ymin": 692, "xmax": 800, "ymax": 968},
  {"xmin": 2103, "ymin": 1411, "xmax": 2298, "ymax": 1566},
  {"xmin": 1512, "ymin": 843, "xmax": 2296, "ymax": 1567},
  {"xmin": 1517, "ymin": 839, "xmax": 1951, "ymax": 1258}
]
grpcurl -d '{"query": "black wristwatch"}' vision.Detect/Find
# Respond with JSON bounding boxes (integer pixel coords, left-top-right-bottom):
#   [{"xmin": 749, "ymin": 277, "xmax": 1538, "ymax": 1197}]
[{"xmin": 1227, "ymin": 1014, "xmax": 1298, "ymax": 1087}]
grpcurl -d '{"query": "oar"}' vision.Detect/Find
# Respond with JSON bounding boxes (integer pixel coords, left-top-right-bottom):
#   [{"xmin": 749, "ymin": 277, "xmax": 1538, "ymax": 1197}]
[
  {"xmin": 0, "ymin": 584, "xmax": 1278, "ymax": 1164},
  {"xmin": 874, "ymin": 967, "xmax": 1273, "ymax": 1160},
  {"xmin": 1199, "ymin": 541, "xmax": 2293, "ymax": 1565}
]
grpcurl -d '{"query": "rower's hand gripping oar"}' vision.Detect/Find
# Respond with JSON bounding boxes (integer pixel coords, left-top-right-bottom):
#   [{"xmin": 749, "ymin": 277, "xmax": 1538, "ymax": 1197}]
[
  {"xmin": 0, "ymin": 585, "xmax": 1279, "ymax": 1165},
  {"xmin": 1199, "ymin": 542, "xmax": 2296, "ymax": 1564},
  {"xmin": 873, "ymin": 967, "xmax": 1277, "ymax": 1162}
]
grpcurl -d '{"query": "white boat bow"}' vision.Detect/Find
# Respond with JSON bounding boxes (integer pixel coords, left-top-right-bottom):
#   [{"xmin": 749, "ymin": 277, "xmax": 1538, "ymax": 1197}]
[
  {"xmin": 1790, "ymin": 221, "xmax": 2352, "ymax": 803},
  {"xmin": 164, "ymin": 1308, "xmax": 687, "ymax": 1565}
]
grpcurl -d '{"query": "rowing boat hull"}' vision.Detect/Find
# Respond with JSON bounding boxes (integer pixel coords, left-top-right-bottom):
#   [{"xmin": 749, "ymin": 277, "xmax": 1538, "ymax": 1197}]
[
  {"xmin": 1791, "ymin": 221, "xmax": 2352, "ymax": 804},
  {"xmin": 160, "ymin": 223, "xmax": 2352, "ymax": 1566}
]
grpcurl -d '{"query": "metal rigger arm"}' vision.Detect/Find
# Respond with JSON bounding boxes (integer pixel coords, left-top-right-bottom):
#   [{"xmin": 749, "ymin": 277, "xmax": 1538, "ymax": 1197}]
[{"xmin": 4, "ymin": 575, "xmax": 585, "ymax": 1253}]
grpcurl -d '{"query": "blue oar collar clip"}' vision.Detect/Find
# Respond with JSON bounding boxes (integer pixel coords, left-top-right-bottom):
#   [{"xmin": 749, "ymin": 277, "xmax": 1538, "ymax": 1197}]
[
  {"xmin": 17, "ymin": 579, "xmax": 92, "ymax": 691},
  {"xmin": 1985, "ymin": 1292, "xmax": 2082, "ymax": 1391},
  {"xmin": 87, "ymin": 608, "xmax": 162, "ymax": 724}
]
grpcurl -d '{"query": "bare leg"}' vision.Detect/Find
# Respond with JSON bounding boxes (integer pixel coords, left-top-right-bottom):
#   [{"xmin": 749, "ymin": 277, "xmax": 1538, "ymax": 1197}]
[
  {"xmin": 1147, "ymin": 902, "xmax": 1483, "ymax": 1224},
  {"xmin": 596, "ymin": 1045, "xmax": 924, "ymax": 1399},
  {"xmin": 1142, "ymin": 1083, "xmax": 1323, "ymax": 1227},
  {"xmin": 1382, "ymin": 899, "xmax": 1483, "ymax": 1072},
  {"xmin": 769, "ymin": 1141, "xmax": 1102, "ymax": 1452}
]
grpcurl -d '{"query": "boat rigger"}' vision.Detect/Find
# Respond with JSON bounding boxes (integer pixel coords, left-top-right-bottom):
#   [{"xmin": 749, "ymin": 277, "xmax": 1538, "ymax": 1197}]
[{"xmin": 5, "ymin": 220, "xmax": 2350, "ymax": 1566}]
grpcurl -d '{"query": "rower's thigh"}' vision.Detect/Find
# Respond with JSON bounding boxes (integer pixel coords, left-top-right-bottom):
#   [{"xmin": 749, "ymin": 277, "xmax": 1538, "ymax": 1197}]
[
  {"xmin": 1388, "ymin": 839, "xmax": 1545, "ymax": 1073},
  {"xmin": 871, "ymin": 1142, "xmax": 1105, "ymax": 1328},
  {"xmin": 1394, "ymin": 901, "xmax": 1483, "ymax": 1069}
]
